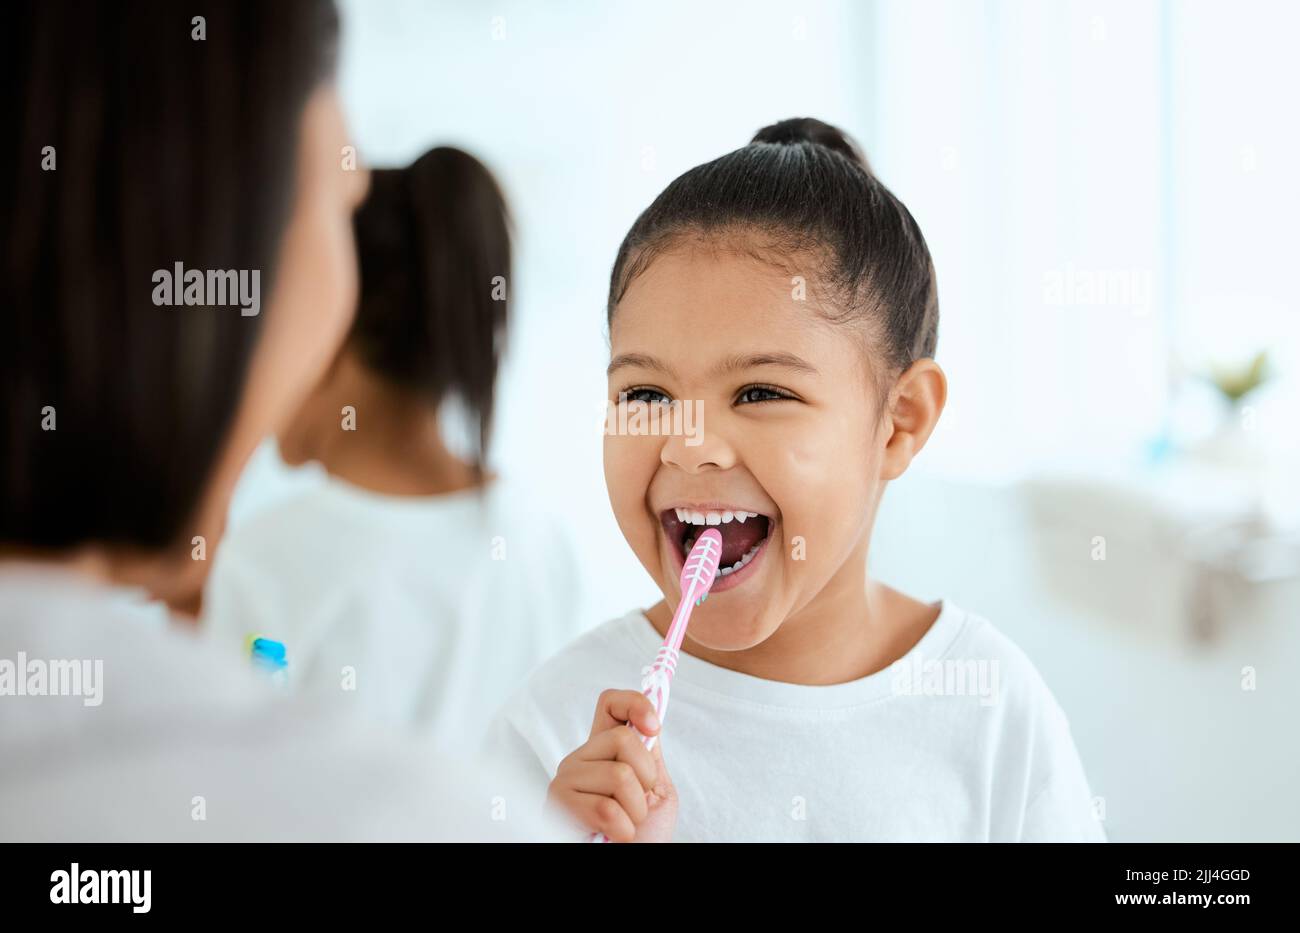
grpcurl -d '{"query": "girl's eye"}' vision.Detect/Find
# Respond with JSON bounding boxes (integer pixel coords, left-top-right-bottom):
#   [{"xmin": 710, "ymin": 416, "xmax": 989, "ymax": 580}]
[
  {"xmin": 620, "ymin": 387, "xmax": 672, "ymax": 405},
  {"xmin": 736, "ymin": 384, "xmax": 793, "ymax": 405}
]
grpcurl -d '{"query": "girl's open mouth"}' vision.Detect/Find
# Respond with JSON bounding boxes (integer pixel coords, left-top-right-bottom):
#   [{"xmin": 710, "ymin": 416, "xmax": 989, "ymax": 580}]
[{"xmin": 659, "ymin": 506, "xmax": 774, "ymax": 592}]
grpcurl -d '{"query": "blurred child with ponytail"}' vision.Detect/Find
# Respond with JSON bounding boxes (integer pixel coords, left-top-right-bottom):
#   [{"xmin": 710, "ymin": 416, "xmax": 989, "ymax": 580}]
[{"xmin": 206, "ymin": 147, "xmax": 583, "ymax": 756}]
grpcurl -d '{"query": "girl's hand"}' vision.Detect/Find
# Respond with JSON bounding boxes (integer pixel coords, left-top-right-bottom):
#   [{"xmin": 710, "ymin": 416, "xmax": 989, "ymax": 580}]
[{"xmin": 546, "ymin": 689, "xmax": 678, "ymax": 842}]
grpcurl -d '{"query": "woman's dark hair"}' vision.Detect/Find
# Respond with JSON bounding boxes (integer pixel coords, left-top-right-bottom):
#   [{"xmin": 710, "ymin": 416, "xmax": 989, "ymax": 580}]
[
  {"xmin": 608, "ymin": 117, "xmax": 938, "ymax": 384},
  {"xmin": 347, "ymin": 147, "xmax": 510, "ymax": 472},
  {"xmin": 2, "ymin": 0, "xmax": 339, "ymax": 551}
]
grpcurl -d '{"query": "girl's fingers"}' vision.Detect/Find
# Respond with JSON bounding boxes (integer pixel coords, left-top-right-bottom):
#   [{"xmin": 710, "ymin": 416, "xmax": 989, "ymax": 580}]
[
  {"xmin": 571, "ymin": 724, "xmax": 658, "ymax": 790},
  {"xmin": 590, "ymin": 689, "xmax": 660, "ymax": 739},
  {"xmin": 648, "ymin": 735, "xmax": 676, "ymax": 800},
  {"xmin": 560, "ymin": 759, "xmax": 650, "ymax": 825},
  {"xmin": 545, "ymin": 687, "xmax": 673, "ymax": 840},
  {"xmin": 570, "ymin": 791, "xmax": 637, "ymax": 842}
]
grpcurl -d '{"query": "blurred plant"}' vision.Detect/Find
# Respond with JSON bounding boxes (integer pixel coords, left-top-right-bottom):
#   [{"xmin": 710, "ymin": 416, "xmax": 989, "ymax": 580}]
[{"xmin": 1206, "ymin": 350, "xmax": 1271, "ymax": 405}]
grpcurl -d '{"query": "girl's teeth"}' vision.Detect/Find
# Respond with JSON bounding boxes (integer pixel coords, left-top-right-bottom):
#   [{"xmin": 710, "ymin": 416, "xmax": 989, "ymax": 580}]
[
  {"xmin": 715, "ymin": 541, "xmax": 765, "ymax": 577},
  {"xmin": 675, "ymin": 509, "xmax": 757, "ymax": 526},
  {"xmin": 673, "ymin": 508, "xmax": 770, "ymax": 573}
]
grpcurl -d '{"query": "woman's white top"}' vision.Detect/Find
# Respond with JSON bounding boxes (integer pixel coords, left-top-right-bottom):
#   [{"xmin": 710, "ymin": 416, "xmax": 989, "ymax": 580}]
[{"xmin": 0, "ymin": 565, "xmax": 557, "ymax": 841}]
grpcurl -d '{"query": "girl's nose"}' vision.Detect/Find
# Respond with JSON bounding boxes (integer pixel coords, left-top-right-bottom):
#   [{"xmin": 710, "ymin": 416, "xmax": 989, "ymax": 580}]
[{"xmin": 660, "ymin": 423, "xmax": 736, "ymax": 474}]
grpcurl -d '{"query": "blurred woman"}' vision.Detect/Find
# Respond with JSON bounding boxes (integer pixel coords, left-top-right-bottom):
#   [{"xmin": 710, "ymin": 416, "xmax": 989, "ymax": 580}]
[
  {"xmin": 0, "ymin": 0, "xmax": 552, "ymax": 840},
  {"xmin": 204, "ymin": 148, "xmax": 584, "ymax": 754}
]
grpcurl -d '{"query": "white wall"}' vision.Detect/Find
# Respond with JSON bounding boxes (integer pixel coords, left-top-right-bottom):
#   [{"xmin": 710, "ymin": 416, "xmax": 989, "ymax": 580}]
[{"xmin": 872, "ymin": 0, "xmax": 1298, "ymax": 482}]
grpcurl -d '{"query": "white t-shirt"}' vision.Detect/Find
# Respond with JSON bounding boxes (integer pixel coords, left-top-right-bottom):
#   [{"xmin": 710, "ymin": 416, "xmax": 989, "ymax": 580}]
[
  {"xmin": 483, "ymin": 601, "xmax": 1107, "ymax": 842},
  {"xmin": 204, "ymin": 476, "xmax": 586, "ymax": 755},
  {"xmin": 0, "ymin": 566, "xmax": 559, "ymax": 841}
]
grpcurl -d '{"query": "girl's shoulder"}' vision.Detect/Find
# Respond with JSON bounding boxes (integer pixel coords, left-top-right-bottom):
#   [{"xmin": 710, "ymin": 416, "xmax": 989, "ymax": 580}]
[
  {"xmin": 876, "ymin": 584, "xmax": 1045, "ymax": 678},
  {"xmin": 932, "ymin": 600, "xmax": 1077, "ymax": 734}
]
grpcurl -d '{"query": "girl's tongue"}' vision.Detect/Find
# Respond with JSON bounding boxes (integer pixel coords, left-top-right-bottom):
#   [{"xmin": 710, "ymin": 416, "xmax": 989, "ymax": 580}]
[{"xmin": 663, "ymin": 510, "xmax": 771, "ymax": 567}]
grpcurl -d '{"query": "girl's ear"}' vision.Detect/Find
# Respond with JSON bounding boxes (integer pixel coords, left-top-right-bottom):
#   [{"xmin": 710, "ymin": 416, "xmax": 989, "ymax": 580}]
[{"xmin": 879, "ymin": 359, "xmax": 947, "ymax": 481}]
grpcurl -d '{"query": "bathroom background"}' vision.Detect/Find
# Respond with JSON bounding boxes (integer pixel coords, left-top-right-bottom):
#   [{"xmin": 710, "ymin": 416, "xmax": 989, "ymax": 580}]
[{"xmin": 228, "ymin": 0, "xmax": 1300, "ymax": 841}]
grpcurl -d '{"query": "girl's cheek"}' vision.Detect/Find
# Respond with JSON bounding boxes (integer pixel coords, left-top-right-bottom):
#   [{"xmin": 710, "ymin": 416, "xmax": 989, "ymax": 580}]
[
  {"xmin": 602, "ymin": 435, "xmax": 660, "ymax": 536},
  {"xmin": 754, "ymin": 425, "xmax": 872, "ymax": 571}
]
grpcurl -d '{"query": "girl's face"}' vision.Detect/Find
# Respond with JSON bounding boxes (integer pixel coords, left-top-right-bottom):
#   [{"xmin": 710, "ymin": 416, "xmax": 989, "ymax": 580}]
[{"xmin": 604, "ymin": 239, "xmax": 890, "ymax": 651}]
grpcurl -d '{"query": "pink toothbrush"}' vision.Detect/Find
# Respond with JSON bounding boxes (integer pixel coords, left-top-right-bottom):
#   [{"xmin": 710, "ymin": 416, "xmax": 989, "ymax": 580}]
[{"xmin": 591, "ymin": 527, "xmax": 723, "ymax": 843}]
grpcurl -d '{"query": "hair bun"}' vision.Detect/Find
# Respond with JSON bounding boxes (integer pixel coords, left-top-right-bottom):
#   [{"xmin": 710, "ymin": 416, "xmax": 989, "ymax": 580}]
[{"xmin": 751, "ymin": 117, "xmax": 870, "ymax": 172}]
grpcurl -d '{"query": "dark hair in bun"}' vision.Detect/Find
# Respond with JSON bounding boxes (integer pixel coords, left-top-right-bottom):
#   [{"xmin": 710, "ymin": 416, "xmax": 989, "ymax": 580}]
[
  {"xmin": 608, "ymin": 116, "xmax": 938, "ymax": 374},
  {"xmin": 349, "ymin": 147, "xmax": 510, "ymax": 472},
  {"xmin": 751, "ymin": 116, "xmax": 871, "ymax": 170}
]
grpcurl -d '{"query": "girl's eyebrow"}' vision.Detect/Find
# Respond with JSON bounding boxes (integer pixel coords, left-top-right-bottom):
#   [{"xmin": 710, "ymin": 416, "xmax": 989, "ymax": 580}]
[
  {"xmin": 607, "ymin": 352, "xmax": 676, "ymax": 378},
  {"xmin": 607, "ymin": 351, "xmax": 819, "ymax": 378},
  {"xmin": 712, "ymin": 352, "xmax": 819, "ymax": 376}
]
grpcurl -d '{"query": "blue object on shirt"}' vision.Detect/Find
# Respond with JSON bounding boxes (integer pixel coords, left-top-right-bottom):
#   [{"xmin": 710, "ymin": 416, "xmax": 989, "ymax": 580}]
[{"xmin": 250, "ymin": 637, "xmax": 287, "ymax": 672}]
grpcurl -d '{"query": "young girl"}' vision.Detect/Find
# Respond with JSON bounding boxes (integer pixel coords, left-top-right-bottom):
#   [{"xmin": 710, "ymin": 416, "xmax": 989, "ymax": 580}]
[
  {"xmin": 484, "ymin": 118, "xmax": 1105, "ymax": 842},
  {"xmin": 204, "ymin": 146, "xmax": 584, "ymax": 755}
]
